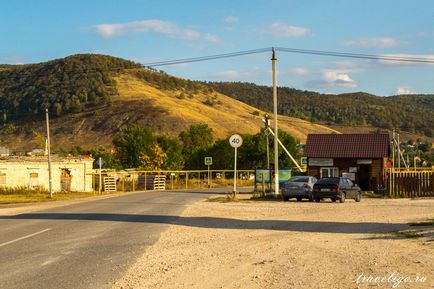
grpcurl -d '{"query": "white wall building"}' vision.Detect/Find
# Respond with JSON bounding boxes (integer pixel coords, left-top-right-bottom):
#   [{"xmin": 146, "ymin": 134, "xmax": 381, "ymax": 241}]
[{"xmin": 0, "ymin": 156, "xmax": 94, "ymax": 192}]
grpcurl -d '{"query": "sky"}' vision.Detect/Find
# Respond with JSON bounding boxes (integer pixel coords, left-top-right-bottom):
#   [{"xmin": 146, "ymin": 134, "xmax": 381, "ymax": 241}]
[{"xmin": 1, "ymin": 0, "xmax": 433, "ymax": 96}]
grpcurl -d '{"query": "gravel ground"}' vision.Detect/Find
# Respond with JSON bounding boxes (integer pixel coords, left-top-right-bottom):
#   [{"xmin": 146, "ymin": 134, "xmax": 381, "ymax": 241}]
[{"xmin": 112, "ymin": 196, "xmax": 434, "ymax": 289}]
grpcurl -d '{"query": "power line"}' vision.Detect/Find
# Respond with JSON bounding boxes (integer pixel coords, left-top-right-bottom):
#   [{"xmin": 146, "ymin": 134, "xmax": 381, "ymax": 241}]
[
  {"xmin": 142, "ymin": 47, "xmax": 434, "ymax": 67},
  {"xmin": 142, "ymin": 48, "xmax": 271, "ymax": 67},
  {"xmin": 275, "ymin": 47, "xmax": 434, "ymax": 64}
]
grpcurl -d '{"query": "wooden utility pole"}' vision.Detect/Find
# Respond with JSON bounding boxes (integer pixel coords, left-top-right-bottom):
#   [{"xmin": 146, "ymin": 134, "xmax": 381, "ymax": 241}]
[{"xmin": 45, "ymin": 109, "xmax": 53, "ymax": 198}]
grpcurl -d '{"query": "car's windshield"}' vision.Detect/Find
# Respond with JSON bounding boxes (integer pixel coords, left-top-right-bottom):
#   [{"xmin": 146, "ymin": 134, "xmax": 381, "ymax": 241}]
[{"xmin": 289, "ymin": 177, "xmax": 309, "ymax": 182}]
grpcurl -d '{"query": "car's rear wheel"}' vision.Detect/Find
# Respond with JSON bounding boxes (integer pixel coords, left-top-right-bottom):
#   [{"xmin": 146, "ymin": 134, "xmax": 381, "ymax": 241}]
[
  {"xmin": 339, "ymin": 193, "xmax": 346, "ymax": 203},
  {"xmin": 331, "ymin": 198, "xmax": 337, "ymax": 202},
  {"xmin": 315, "ymin": 197, "xmax": 321, "ymax": 202},
  {"xmin": 309, "ymin": 196, "xmax": 315, "ymax": 202},
  {"xmin": 283, "ymin": 196, "xmax": 289, "ymax": 202},
  {"xmin": 355, "ymin": 192, "xmax": 362, "ymax": 202},
  {"xmin": 296, "ymin": 197, "xmax": 302, "ymax": 202}
]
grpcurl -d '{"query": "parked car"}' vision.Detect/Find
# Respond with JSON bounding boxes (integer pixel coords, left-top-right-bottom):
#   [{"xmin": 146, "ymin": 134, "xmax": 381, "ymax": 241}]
[
  {"xmin": 281, "ymin": 176, "xmax": 318, "ymax": 202},
  {"xmin": 312, "ymin": 177, "xmax": 362, "ymax": 203}
]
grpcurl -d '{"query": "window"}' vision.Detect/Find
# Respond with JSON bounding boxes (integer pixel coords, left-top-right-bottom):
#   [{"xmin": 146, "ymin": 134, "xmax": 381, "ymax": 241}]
[
  {"xmin": 320, "ymin": 167, "xmax": 339, "ymax": 178},
  {"xmin": 29, "ymin": 172, "xmax": 39, "ymax": 187}
]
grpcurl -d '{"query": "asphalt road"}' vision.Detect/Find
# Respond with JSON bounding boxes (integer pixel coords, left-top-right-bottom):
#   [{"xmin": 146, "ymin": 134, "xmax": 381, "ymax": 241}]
[{"xmin": 0, "ymin": 188, "xmax": 236, "ymax": 289}]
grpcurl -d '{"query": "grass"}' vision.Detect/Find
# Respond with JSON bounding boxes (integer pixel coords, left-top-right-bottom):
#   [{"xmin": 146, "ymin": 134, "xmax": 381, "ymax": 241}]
[
  {"xmin": 408, "ymin": 219, "xmax": 434, "ymax": 227},
  {"xmin": 207, "ymin": 192, "xmax": 242, "ymax": 203},
  {"xmin": 0, "ymin": 186, "xmax": 98, "ymax": 204},
  {"xmin": 250, "ymin": 191, "xmax": 283, "ymax": 202},
  {"xmin": 390, "ymin": 230, "xmax": 424, "ymax": 239}
]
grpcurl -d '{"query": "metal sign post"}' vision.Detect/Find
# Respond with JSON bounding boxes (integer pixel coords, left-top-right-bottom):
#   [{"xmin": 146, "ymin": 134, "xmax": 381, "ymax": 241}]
[
  {"xmin": 229, "ymin": 134, "xmax": 243, "ymax": 195},
  {"xmin": 204, "ymin": 157, "xmax": 213, "ymax": 188}
]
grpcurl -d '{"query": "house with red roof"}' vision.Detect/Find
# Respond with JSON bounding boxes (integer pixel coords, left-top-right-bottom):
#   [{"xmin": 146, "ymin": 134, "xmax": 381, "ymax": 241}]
[{"xmin": 304, "ymin": 134, "xmax": 390, "ymax": 191}]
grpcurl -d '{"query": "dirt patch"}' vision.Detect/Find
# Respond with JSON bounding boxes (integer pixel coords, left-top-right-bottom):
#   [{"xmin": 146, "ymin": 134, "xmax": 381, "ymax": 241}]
[{"xmin": 112, "ymin": 196, "xmax": 434, "ymax": 289}]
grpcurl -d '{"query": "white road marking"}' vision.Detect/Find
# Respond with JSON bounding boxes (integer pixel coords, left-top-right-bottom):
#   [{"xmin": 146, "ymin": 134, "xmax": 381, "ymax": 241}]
[{"xmin": 0, "ymin": 228, "xmax": 52, "ymax": 248}]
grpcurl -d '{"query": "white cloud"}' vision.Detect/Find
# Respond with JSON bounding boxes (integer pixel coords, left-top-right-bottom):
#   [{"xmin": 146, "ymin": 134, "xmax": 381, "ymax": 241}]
[
  {"xmin": 209, "ymin": 67, "xmax": 260, "ymax": 80},
  {"xmin": 289, "ymin": 67, "xmax": 310, "ymax": 76},
  {"xmin": 224, "ymin": 16, "xmax": 239, "ymax": 23},
  {"xmin": 343, "ymin": 37, "xmax": 400, "ymax": 48},
  {"xmin": 395, "ymin": 87, "xmax": 415, "ymax": 95},
  {"xmin": 306, "ymin": 70, "xmax": 357, "ymax": 88},
  {"xmin": 90, "ymin": 19, "xmax": 221, "ymax": 43},
  {"xmin": 211, "ymin": 70, "xmax": 243, "ymax": 78},
  {"xmin": 266, "ymin": 22, "xmax": 310, "ymax": 38}
]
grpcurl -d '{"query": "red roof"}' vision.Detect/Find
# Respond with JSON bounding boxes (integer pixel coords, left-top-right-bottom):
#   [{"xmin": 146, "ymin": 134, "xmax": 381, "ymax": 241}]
[{"xmin": 304, "ymin": 134, "xmax": 390, "ymax": 158}]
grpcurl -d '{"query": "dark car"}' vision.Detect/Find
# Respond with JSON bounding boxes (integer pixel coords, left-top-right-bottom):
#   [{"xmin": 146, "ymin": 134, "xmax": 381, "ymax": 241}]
[
  {"xmin": 281, "ymin": 176, "xmax": 318, "ymax": 202},
  {"xmin": 312, "ymin": 177, "xmax": 361, "ymax": 203}
]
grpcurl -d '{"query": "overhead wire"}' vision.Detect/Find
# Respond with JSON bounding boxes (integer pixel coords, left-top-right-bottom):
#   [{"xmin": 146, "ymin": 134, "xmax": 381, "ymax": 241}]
[
  {"xmin": 142, "ymin": 47, "xmax": 271, "ymax": 67},
  {"xmin": 275, "ymin": 47, "xmax": 434, "ymax": 64},
  {"xmin": 142, "ymin": 46, "xmax": 434, "ymax": 67}
]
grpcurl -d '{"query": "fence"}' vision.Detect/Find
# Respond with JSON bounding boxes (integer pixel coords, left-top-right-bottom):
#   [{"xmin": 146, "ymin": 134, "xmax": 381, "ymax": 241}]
[
  {"xmin": 90, "ymin": 170, "xmax": 255, "ymax": 193},
  {"xmin": 387, "ymin": 168, "xmax": 434, "ymax": 198}
]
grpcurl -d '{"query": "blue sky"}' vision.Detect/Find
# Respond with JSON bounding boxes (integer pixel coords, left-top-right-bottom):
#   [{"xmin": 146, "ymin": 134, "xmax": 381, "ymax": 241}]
[{"xmin": 1, "ymin": 0, "xmax": 433, "ymax": 96}]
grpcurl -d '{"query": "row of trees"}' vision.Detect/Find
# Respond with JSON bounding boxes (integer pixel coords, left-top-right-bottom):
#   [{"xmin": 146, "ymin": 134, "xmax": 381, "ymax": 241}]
[
  {"xmin": 66, "ymin": 124, "xmax": 301, "ymax": 171},
  {"xmin": 0, "ymin": 54, "xmax": 142, "ymax": 118}
]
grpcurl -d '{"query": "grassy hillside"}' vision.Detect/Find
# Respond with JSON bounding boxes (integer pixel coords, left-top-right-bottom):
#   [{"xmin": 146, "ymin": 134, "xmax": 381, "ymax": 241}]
[
  {"xmin": 209, "ymin": 82, "xmax": 434, "ymax": 138},
  {"xmin": 0, "ymin": 55, "xmax": 337, "ymax": 152}
]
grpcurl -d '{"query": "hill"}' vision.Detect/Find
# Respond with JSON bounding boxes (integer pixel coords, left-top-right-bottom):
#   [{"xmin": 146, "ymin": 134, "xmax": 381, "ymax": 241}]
[
  {"xmin": 209, "ymin": 82, "xmax": 434, "ymax": 138},
  {"xmin": 0, "ymin": 54, "xmax": 336, "ymax": 152}
]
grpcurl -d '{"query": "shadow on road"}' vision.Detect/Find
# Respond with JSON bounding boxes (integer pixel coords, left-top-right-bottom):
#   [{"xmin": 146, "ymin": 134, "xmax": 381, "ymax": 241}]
[{"xmin": 0, "ymin": 213, "xmax": 408, "ymax": 234}]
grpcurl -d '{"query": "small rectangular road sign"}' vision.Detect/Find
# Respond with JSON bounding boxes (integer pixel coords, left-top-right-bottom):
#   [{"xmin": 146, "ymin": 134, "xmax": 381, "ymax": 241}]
[{"xmin": 204, "ymin": 157, "xmax": 213, "ymax": 166}]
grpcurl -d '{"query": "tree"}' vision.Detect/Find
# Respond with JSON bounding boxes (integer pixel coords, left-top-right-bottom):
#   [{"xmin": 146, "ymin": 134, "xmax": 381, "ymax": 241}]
[
  {"xmin": 113, "ymin": 124, "xmax": 155, "ymax": 168},
  {"xmin": 157, "ymin": 136, "xmax": 185, "ymax": 170},
  {"xmin": 140, "ymin": 143, "xmax": 166, "ymax": 171},
  {"xmin": 179, "ymin": 124, "xmax": 213, "ymax": 169}
]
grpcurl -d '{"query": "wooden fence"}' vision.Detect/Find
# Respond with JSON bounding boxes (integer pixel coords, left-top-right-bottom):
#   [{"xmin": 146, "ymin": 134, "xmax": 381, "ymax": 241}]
[{"xmin": 387, "ymin": 169, "xmax": 434, "ymax": 198}]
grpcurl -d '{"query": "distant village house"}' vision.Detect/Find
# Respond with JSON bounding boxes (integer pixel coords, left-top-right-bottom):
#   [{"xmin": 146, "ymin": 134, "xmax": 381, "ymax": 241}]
[{"xmin": 0, "ymin": 156, "xmax": 94, "ymax": 192}]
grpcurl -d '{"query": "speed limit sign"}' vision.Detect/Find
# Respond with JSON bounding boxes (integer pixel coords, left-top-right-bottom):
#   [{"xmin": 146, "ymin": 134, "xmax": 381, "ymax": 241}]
[{"xmin": 229, "ymin": 134, "xmax": 243, "ymax": 148}]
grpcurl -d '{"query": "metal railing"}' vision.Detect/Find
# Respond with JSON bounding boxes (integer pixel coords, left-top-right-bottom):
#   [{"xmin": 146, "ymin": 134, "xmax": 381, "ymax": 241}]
[{"xmin": 89, "ymin": 169, "xmax": 255, "ymax": 193}]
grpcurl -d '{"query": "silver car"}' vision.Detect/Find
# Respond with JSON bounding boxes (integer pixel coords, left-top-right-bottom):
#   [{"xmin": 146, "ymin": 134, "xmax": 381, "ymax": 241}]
[{"xmin": 281, "ymin": 176, "xmax": 318, "ymax": 202}]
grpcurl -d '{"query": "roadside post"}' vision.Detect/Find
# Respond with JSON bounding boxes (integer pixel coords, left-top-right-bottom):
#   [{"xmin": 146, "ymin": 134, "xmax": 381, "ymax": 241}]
[
  {"xmin": 170, "ymin": 172, "xmax": 175, "ymax": 190},
  {"xmin": 205, "ymin": 157, "xmax": 213, "ymax": 188},
  {"xmin": 229, "ymin": 134, "xmax": 243, "ymax": 196},
  {"xmin": 96, "ymin": 157, "xmax": 104, "ymax": 194}
]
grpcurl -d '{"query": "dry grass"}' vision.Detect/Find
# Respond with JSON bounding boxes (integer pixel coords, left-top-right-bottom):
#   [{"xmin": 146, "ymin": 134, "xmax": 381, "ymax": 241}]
[
  {"xmin": 0, "ymin": 188, "xmax": 97, "ymax": 204},
  {"xmin": 2, "ymin": 73, "xmax": 339, "ymax": 151},
  {"xmin": 112, "ymin": 74, "xmax": 339, "ymax": 141}
]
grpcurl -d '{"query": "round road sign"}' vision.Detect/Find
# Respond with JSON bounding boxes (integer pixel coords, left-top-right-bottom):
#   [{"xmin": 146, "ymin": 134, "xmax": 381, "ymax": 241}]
[{"xmin": 229, "ymin": 134, "xmax": 243, "ymax": 148}]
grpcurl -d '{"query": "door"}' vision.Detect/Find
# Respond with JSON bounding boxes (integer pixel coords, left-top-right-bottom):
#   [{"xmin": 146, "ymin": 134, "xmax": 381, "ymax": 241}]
[
  {"xmin": 358, "ymin": 165, "xmax": 370, "ymax": 191},
  {"xmin": 60, "ymin": 169, "xmax": 72, "ymax": 191}
]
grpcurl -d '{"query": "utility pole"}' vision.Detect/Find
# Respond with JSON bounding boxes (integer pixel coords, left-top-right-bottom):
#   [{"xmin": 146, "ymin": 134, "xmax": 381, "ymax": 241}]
[
  {"xmin": 45, "ymin": 109, "xmax": 53, "ymax": 198},
  {"xmin": 271, "ymin": 47, "xmax": 279, "ymax": 195},
  {"xmin": 263, "ymin": 114, "xmax": 271, "ymax": 191}
]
